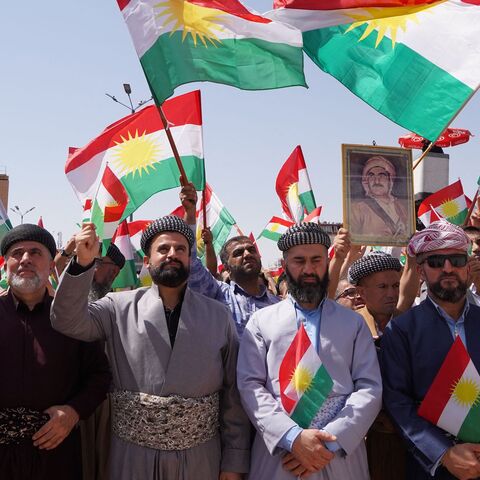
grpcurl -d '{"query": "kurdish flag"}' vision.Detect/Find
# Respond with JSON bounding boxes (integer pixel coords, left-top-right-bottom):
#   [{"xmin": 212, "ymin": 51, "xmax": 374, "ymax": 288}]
[
  {"xmin": 418, "ymin": 180, "xmax": 469, "ymax": 227},
  {"xmin": 269, "ymin": 0, "xmax": 480, "ymax": 141},
  {"xmin": 276, "ymin": 146, "xmax": 317, "ymax": 222},
  {"xmin": 418, "ymin": 336, "xmax": 480, "ymax": 442},
  {"xmin": 117, "ymin": 0, "xmax": 306, "ymax": 105},
  {"xmin": 304, "ymin": 206, "xmax": 322, "ymax": 223},
  {"xmin": 259, "ymin": 216, "xmax": 294, "ymax": 242},
  {"xmin": 112, "ymin": 221, "xmax": 139, "ymax": 289},
  {"xmin": 0, "ymin": 199, "xmax": 12, "ymax": 242},
  {"xmin": 91, "ymin": 166, "xmax": 129, "ymax": 252},
  {"xmin": 196, "ymin": 184, "xmax": 236, "ymax": 261},
  {"xmin": 65, "ymin": 91, "xmax": 205, "ymax": 220},
  {"xmin": 280, "ymin": 323, "xmax": 333, "ymax": 428}
]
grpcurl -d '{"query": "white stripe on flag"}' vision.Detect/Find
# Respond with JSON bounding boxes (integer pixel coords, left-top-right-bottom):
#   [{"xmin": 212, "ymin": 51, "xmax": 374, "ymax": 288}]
[{"xmin": 297, "ymin": 168, "xmax": 312, "ymax": 196}]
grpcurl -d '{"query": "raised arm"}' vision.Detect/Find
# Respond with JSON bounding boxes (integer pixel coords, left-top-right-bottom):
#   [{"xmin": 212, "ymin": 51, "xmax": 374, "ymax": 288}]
[
  {"xmin": 51, "ymin": 223, "xmax": 114, "ymax": 342},
  {"xmin": 327, "ymin": 228, "xmax": 351, "ymax": 299}
]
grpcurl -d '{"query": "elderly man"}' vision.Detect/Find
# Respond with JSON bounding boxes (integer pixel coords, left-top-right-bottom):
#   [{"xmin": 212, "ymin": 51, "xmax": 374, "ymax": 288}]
[
  {"xmin": 181, "ymin": 182, "xmax": 279, "ymax": 336},
  {"xmin": 351, "ymin": 156, "xmax": 410, "ymax": 238},
  {"xmin": 237, "ymin": 223, "xmax": 382, "ymax": 480},
  {"xmin": 51, "ymin": 217, "xmax": 250, "ymax": 480},
  {"xmin": 0, "ymin": 224, "xmax": 110, "ymax": 480},
  {"xmin": 381, "ymin": 220, "xmax": 480, "ymax": 479}
]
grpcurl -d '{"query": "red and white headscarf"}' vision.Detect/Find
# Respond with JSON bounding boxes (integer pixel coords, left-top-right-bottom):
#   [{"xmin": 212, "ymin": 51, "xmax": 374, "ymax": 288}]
[{"xmin": 407, "ymin": 220, "xmax": 471, "ymax": 257}]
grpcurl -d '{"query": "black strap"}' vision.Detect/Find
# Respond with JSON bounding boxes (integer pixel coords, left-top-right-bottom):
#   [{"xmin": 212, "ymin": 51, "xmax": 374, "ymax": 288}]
[{"xmin": 364, "ymin": 197, "xmax": 399, "ymax": 234}]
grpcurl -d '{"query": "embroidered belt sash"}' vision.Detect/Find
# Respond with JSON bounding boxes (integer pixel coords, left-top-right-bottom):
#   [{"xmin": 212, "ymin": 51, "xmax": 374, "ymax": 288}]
[
  {"xmin": 111, "ymin": 390, "xmax": 219, "ymax": 451},
  {"xmin": 0, "ymin": 407, "xmax": 50, "ymax": 445}
]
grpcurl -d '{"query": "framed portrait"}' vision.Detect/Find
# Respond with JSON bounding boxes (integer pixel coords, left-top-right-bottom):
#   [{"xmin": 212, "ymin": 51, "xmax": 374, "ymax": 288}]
[{"xmin": 342, "ymin": 144, "xmax": 415, "ymax": 246}]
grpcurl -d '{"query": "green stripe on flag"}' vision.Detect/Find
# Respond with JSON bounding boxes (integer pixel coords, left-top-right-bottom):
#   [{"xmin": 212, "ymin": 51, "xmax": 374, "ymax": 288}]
[
  {"xmin": 447, "ymin": 209, "xmax": 468, "ymax": 226},
  {"xmin": 458, "ymin": 402, "xmax": 480, "ymax": 443},
  {"xmin": 299, "ymin": 191, "xmax": 316, "ymax": 213},
  {"xmin": 291, "ymin": 365, "xmax": 334, "ymax": 428},
  {"xmin": 260, "ymin": 229, "xmax": 282, "ymax": 242},
  {"xmin": 141, "ymin": 32, "xmax": 306, "ymax": 104},
  {"xmin": 121, "ymin": 156, "xmax": 205, "ymax": 220},
  {"xmin": 303, "ymin": 24, "xmax": 473, "ymax": 141}
]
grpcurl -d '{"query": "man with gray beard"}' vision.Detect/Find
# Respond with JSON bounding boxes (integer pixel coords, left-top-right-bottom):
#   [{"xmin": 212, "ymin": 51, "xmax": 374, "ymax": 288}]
[
  {"xmin": 381, "ymin": 220, "xmax": 480, "ymax": 479},
  {"xmin": 237, "ymin": 223, "xmax": 381, "ymax": 480},
  {"xmin": 0, "ymin": 224, "xmax": 110, "ymax": 480}
]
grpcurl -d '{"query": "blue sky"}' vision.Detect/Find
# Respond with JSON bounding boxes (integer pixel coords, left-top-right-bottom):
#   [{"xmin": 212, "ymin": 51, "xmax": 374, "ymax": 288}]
[{"xmin": 2, "ymin": 1, "xmax": 478, "ymax": 263}]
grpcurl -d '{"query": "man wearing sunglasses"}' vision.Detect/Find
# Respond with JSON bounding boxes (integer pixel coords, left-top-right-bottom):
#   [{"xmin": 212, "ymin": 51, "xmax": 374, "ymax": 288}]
[{"xmin": 381, "ymin": 220, "xmax": 480, "ymax": 480}]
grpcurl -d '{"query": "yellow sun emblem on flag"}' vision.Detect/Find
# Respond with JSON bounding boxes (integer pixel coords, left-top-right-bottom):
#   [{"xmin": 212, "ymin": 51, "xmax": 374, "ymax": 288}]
[
  {"xmin": 345, "ymin": 3, "xmax": 437, "ymax": 48},
  {"xmin": 111, "ymin": 130, "xmax": 160, "ymax": 178},
  {"xmin": 452, "ymin": 378, "xmax": 480, "ymax": 408},
  {"xmin": 290, "ymin": 366, "xmax": 313, "ymax": 394},
  {"xmin": 155, "ymin": 0, "xmax": 224, "ymax": 47},
  {"xmin": 439, "ymin": 198, "xmax": 460, "ymax": 219}
]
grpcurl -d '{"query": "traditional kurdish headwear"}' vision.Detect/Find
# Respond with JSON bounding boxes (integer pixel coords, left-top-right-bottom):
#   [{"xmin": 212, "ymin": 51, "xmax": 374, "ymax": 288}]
[
  {"xmin": 0, "ymin": 224, "xmax": 57, "ymax": 259},
  {"xmin": 141, "ymin": 215, "xmax": 194, "ymax": 254},
  {"xmin": 407, "ymin": 219, "xmax": 471, "ymax": 257},
  {"xmin": 106, "ymin": 243, "xmax": 126, "ymax": 269},
  {"xmin": 348, "ymin": 252, "xmax": 402, "ymax": 286},
  {"xmin": 362, "ymin": 156, "xmax": 396, "ymax": 179},
  {"xmin": 277, "ymin": 222, "xmax": 331, "ymax": 252}
]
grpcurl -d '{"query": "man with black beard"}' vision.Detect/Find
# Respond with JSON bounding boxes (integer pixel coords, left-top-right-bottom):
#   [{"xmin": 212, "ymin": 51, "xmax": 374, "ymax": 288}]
[
  {"xmin": 181, "ymin": 182, "xmax": 279, "ymax": 337},
  {"xmin": 51, "ymin": 216, "xmax": 250, "ymax": 480},
  {"xmin": 238, "ymin": 223, "xmax": 381, "ymax": 480},
  {"xmin": 382, "ymin": 220, "xmax": 480, "ymax": 480}
]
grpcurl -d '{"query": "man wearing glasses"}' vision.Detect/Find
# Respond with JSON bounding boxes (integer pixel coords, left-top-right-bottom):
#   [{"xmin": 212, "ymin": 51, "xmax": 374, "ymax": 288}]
[{"xmin": 381, "ymin": 220, "xmax": 480, "ymax": 479}]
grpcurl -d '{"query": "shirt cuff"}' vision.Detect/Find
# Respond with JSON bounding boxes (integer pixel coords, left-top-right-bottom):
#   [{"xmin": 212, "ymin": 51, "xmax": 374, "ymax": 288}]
[
  {"xmin": 321, "ymin": 429, "xmax": 343, "ymax": 454},
  {"xmin": 67, "ymin": 258, "xmax": 95, "ymax": 276},
  {"xmin": 431, "ymin": 447, "xmax": 449, "ymax": 476},
  {"xmin": 277, "ymin": 426, "xmax": 303, "ymax": 452}
]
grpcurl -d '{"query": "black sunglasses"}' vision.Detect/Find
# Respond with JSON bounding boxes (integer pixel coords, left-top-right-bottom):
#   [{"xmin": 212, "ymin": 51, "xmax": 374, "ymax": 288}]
[{"xmin": 421, "ymin": 254, "xmax": 468, "ymax": 269}]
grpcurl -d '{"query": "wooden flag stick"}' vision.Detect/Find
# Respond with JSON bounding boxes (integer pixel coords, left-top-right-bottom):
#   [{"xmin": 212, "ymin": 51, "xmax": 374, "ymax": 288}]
[
  {"xmin": 463, "ymin": 188, "xmax": 479, "ymax": 226},
  {"xmin": 234, "ymin": 224, "xmax": 245, "ymax": 236},
  {"xmin": 202, "ymin": 187, "xmax": 207, "ymax": 231},
  {"xmin": 157, "ymin": 105, "xmax": 189, "ymax": 186},
  {"xmin": 412, "ymin": 141, "xmax": 435, "ymax": 171}
]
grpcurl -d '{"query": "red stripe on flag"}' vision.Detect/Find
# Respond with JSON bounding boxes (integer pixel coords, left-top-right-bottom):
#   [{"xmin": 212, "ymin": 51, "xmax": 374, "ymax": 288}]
[
  {"xmin": 65, "ymin": 91, "xmax": 202, "ymax": 173},
  {"xmin": 188, "ymin": 0, "xmax": 271, "ymax": 23},
  {"xmin": 279, "ymin": 324, "xmax": 312, "ymax": 414},
  {"xmin": 127, "ymin": 220, "xmax": 151, "ymax": 237},
  {"xmin": 274, "ymin": 0, "xmax": 437, "ymax": 9},
  {"xmin": 270, "ymin": 216, "xmax": 295, "ymax": 228},
  {"xmin": 102, "ymin": 167, "xmax": 129, "ymax": 223},
  {"xmin": 418, "ymin": 337, "xmax": 471, "ymax": 424}
]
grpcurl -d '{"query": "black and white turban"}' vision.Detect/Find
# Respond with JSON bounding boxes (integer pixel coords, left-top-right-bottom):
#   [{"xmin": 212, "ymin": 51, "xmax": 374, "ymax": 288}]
[
  {"xmin": 105, "ymin": 243, "xmax": 126, "ymax": 269},
  {"xmin": 141, "ymin": 215, "xmax": 194, "ymax": 254},
  {"xmin": 348, "ymin": 252, "xmax": 402, "ymax": 285},
  {"xmin": 277, "ymin": 222, "xmax": 331, "ymax": 252}
]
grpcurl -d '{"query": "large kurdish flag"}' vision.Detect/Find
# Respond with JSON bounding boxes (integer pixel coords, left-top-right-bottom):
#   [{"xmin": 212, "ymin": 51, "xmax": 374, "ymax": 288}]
[
  {"xmin": 118, "ymin": 0, "xmax": 306, "ymax": 104},
  {"xmin": 65, "ymin": 91, "xmax": 205, "ymax": 220},
  {"xmin": 280, "ymin": 323, "xmax": 333, "ymax": 428},
  {"xmin": 270, "ymin": 0, "xmax": 480, "ymax": 141},
  {"xmin": 418, "ymin": 337, "xmax": 480, "ymax": 442}
]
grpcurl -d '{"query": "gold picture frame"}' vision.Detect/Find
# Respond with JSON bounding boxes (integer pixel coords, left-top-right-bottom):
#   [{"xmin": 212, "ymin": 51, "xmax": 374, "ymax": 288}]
[{"xmin": 342, "ymin": 144, "xmax": 415, "ymax": 246}]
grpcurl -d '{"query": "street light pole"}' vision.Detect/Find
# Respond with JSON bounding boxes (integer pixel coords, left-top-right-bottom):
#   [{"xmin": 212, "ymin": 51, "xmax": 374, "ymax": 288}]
[{"xmin": 10, "ymin": 205, "xmax": 35, "ymax": 225}]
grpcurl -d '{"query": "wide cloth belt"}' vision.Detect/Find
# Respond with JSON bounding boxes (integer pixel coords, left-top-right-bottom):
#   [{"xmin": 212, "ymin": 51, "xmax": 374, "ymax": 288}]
[
  {"xmin": 111, "ymin": 390, "xmax": 220, "ymax": 451},
  {"xmin": 0, "ymin": 407, "xmax": 50, "ymax": 445}
]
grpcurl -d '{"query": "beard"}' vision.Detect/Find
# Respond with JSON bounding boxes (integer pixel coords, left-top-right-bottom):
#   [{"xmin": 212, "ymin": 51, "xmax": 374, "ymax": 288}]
[
  {"xmin": 285, "ymin": 267, "xmax": 329, "ymax": 306},
  {"xmin": 88, "ymin": 279, "xmax": 113, "ymax": 303},
  {"xmin": 228, "ymin": 260, "xmax": 262, "ymax": 283},
  {"xmin": 429, "ymin": 274, "xmax": 468, "ymax": 303},
  {"xmin": 8, "ymin": 271, "xmax": 43, "ymax": 293},
  {"xmin": 149, "ymin": 260, "xmax": 189, "ymax": 288}
]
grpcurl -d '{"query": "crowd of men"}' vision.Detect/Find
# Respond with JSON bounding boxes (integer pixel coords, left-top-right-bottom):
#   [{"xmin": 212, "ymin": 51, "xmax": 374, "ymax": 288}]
[{"xmin": 1, "ymin": 184, "xmax": 480, "ymax": 480}]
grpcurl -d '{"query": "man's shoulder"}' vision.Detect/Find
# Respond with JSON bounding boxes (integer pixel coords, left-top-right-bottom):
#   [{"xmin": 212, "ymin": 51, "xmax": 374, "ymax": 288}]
[
  {"xmin": 323, "ymin": 299, "xmax": 365, "ymax": 325},
  {"xmin": 387, "ymin": 300, "xmax": 431, "ymax": 333},
  {"xmin": 105, "ymin": 286, "xmax": 151, "ymax": 304}
]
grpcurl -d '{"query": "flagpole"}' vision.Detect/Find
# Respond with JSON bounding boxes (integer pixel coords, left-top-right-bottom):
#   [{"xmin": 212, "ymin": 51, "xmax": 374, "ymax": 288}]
[
  {"xmin": 156, "ymin": 105, "xmax": 189, "ymax": 186},
  {"xmin": 87, "ymin": 170, "xmax": 105, "ymax": 224},
  {"xmin": 201, "ymin": 187, "xmax": 207, "ymax": 231},
  {"xmin": 463, "ymin": 188, "xmax": 479, "ymax": 226},
  {"xmin": 413, "ymin": 86, "xmax": 479, "ymax": 171}
]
